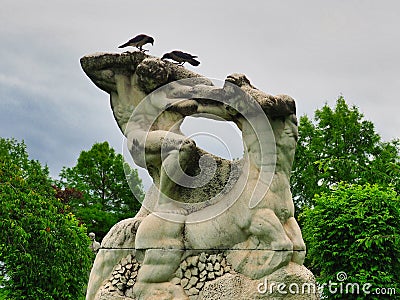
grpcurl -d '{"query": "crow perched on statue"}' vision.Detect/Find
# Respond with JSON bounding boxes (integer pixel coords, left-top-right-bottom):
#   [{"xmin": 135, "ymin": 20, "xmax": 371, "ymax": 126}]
[
  {"xmin": 118, "ymin": 34, "xmax": 154, "ymax": 52},
  {"xmin": 161, "ymin": 51, "xmax": 200, "ymax": 66}
]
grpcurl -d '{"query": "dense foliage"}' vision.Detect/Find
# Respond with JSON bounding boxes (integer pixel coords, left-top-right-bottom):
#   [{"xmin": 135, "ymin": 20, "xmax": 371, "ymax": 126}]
[
  {"xmin": 291, "ymin": 97, "xmax": 400, "ymax": 213},
  {"xmin": 0, "ymin": 138, "xmax": 93, "ymax": 299},
  {"xmin": 301, "ymin": 183, "xmax": 400, "ymax": 299},
  {"xmin": 58, "ymin": 142, "xmax": 144, "ymax": 240}
]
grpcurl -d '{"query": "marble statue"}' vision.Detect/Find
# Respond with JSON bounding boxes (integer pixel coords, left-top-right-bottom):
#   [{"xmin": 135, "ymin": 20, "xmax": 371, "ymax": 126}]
[
  {"xmin": 89, "ymin": 232, "xmax": 101, "ymax": 254},
  {"xmin": 80, "ymin": 52, "xmax": 318, "ymax": 299}
]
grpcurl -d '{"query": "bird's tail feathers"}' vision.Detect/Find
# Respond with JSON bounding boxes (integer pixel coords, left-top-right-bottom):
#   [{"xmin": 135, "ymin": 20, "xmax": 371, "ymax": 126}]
[{"xmin": 189, "ymin": 58, "xmax": 200, "ymax": 66}]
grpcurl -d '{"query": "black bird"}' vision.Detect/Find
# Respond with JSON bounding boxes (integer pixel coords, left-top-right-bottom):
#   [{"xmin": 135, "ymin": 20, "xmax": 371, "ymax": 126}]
[
  {"xmin": 118, "ymin": 34, "xmax": 154, "ymax": 52},
  {"xmin": 161, "ymin": 51, "xmax": 200, "ymax": 66}
]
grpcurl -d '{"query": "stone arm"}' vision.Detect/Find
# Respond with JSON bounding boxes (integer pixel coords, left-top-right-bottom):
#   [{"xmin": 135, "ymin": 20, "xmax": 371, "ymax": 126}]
[
  {"xmin": 80, "ymin": 52, "xmax": 204, "ymax": 135},
  {"xmin": 163, "ymin": 75, "xmax": 297, "ymax": 125},
  {"xmin": 165, "ymin": 98, "xmax": 235, "ymax": 122}
]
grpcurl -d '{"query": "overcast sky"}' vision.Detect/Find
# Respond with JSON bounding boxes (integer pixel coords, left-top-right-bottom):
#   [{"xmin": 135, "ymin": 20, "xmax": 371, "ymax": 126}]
[{"xmin": 1, "ymin": 1, "xmax": 399, "ymax": 188}]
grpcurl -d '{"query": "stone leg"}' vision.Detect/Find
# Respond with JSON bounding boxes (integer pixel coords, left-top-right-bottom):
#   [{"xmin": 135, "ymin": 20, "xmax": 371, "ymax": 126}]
[
  {"xmin": 87, "ymin": 248, "xmax": 133, "ymax": 300},
  {"xmin": 283, "ymin": 217, "xmax": 306, "ymax": 264},
  {"xmin": 86, "ymin": 218, "xmax": 139, "ymax": 300},
  {"xmin": 249, "ymin": 209, "xmax": 293, "ymax": 250},
  {"xmin": 229, "ymin": 208, "xmax": 294, "ymax": 279},
  {"xmin": 133, "ymin": 213, "xmax": 188, "ymax": 299}
]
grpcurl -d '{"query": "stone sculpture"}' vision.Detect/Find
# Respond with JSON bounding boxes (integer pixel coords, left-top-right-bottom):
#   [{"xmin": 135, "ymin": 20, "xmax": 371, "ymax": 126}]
[
  {"xmin": 89, "ymin": 232, "xmax": 101, "ymax": 254},
  {"xmin": 80, "ymin": 52, "xmax": 318, "ymax": 299}
]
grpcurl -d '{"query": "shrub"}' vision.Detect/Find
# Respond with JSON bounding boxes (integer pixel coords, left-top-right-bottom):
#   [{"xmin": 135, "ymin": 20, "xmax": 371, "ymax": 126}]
[{"xmin": 301, "ymin": 183, "xmax": 400, "ymax": 299}]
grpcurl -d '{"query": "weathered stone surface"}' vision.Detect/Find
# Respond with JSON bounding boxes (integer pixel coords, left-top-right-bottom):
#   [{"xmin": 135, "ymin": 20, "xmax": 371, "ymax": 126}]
[
  {"xmin": 171, "ymin": 277, "xmax": 181, "ymax": 285},
  {"xmin": 189, "ymin": 276, "xmax": 198, "ymax": 287},
  {"xmin": 191, "ymin": 267, "xmax": 198, "ymax": 276},
  {"xmin": 81, "ymin": 51, "xmax": 316, "ymax": 299},
  {"xmin": 181, "ymin": 278, "xmax": 189, "ymax": 288},
  {"xmin": 198, "ymin": 262, "xmax": 205, "ymax": 272},
  {"xmin": 198, "ymin": 263, "xmax": 318, "ymax": 299}
]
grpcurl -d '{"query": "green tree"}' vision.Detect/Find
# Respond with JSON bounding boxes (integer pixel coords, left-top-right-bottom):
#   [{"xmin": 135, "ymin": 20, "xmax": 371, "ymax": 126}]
[
  {"xmin": 301, "ymin": 183, "xmax": 400, "ymax": 299},
  {"xmin": 0, "ymin": 138, "xmax": 93, "ymax": 299},
  {"xmin": 291, "ymin": 96, "xmax": 400, "ymax": 213},
  {"xmin": 58, "ymin": 141, "xmax": 144, "ymax": 240}
]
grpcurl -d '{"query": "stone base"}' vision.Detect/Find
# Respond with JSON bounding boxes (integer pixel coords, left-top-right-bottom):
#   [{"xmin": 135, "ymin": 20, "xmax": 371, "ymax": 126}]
[{"xmin": 94, "ymin": 259, "xmax": 318, "ymax": 300}]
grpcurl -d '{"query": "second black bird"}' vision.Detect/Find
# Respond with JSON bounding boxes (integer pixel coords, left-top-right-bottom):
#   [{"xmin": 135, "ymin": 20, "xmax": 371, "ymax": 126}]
[
  {"xmin": 161, "ymin": 51, "xmax": 200, "ymax": 66},
  {"xmin": 118, "ymin": 34, "xmax": 154, "ymax": 52}
]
